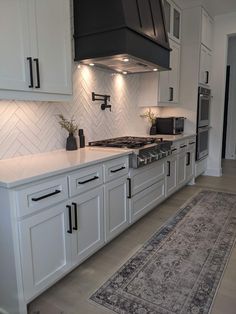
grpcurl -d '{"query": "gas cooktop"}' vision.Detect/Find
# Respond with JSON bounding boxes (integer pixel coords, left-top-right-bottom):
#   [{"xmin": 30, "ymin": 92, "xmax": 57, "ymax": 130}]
[{"xmin": 89, "ymin": 136, "xmax": 163, "ymax": 149}]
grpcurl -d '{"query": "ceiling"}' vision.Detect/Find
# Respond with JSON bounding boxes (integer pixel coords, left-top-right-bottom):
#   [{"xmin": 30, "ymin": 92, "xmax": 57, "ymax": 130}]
[{"xmin": 180, "ymin": 0, "xmax": 236, "ymax": 16}]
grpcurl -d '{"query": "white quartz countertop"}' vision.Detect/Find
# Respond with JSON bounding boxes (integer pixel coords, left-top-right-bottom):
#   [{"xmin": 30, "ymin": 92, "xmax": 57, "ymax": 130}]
[{"xmin": 0, "ymin": 147, "xmax": 133, "ymax": 188}]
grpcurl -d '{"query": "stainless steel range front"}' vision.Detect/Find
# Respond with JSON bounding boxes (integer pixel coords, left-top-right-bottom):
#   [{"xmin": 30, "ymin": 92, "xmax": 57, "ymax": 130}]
[{"xmin": 89, "ymin": 137, "xmax": 172, "ymax": 168}]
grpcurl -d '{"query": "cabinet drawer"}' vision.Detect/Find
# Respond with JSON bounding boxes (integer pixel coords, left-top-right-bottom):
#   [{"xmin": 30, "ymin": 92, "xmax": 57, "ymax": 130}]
[
  {"xmin": 104, "ymin": 157, "xmax": 129, "ymax": 183},
  {"xmin": 130, "ymin": 179, "xmax": 165, "ymax": 223},
  {"xmin": 16, "ymin": 177, "xmax": 68, "ymax": 218},
  {"xmin": 68, "ymin": 165, "xmax": 103, "ymax": 197},
  {"xmin": 188, "ymin": 137, "xmax": 196, "ymax": 152},
  {"xmin": 129, "ymin": 160, "xmax": 165, "ymax": 196}
]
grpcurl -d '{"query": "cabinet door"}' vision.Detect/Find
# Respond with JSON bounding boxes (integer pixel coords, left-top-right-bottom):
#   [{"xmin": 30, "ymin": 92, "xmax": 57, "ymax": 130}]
[
  {"xmin": 199, "ymin": 45, "xmax": 211, "ymax": 86},
  {"xmin": 201, "ymin": 9, "xmax": 213, "ymax": 51},
  {"xmin": 0, "ymin": 0, "xmax": 31, "ymax": 91},
  {"xmin": 166, "ymin": 155, "xmax": 177, "ymax": 197},
  {"xmin": 159, "ymin": 40, "xmax": 180, "ymax": 104},
  {"xmin": 19, "ymin": 203, "xmax": 72, "ymax": 301},
  {"xmin": 104, "ymin": 176, "xmax": 129, "ymax": 242},
  {"xmin": 177, "ymin": 151, "xmax": 186, "ymax": 186},
  {"xmin": 71, "ymin": 187, "xmax": 104, "ymax": 265},
  {"xmin": 186, "ymin": 150, "xmax": 195, "ymax": 182},
  {"xmin": 29, "ymin": 0, "xmax": 72, "ymax": 94}
]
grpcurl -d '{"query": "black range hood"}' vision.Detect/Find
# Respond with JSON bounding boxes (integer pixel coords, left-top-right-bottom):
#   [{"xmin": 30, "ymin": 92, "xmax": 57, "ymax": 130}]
[{"xmin": 73, "ymin": 0, "xmax": 171, "ymax": 74}]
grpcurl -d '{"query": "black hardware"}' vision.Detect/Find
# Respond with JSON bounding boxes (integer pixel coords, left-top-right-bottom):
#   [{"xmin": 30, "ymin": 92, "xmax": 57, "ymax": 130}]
[
  {"xmin": 31, "ymin": 189, "xmax": 61, "ymax": 202},
  {"xmin": 34, "ymin": 58, "xmax": 40, "ymax": 88},
  {"xmin": 110, "ymin": 166, "xmax": 126, "ymax": 173},
  {"xmin": 72, "ymin": 202, "xmax": 78, "ymax": 231},
  {"xmin": 27, "ymin": 57, "xmax": 34, "ymax": 88},
  {"xmin": 189, "ymin": 142, "xmax": 196, "ymax": 145},
  {"xmin": 171, "ymin": 148, "xmax": 177, "ymax": 152},
  {"xmin": 180, "ymin": 144, "xmax": 187, "ymax": 148},
  {"xmin": 127, "ymin": 178, "xmax": 132, "ymax": 199},
  {"xmin": 186, "ymin": 152, "xmax": 191, "ymax": 166},
  {"xmin": 92, "ymin": 92, "xmax": 111, "ymax": 111},
  {"xmin": 205, "ymin": 71, "xmax": 209, "ymax": 84},
  {"xmin": 169, "ymin": 87, "xmax": 174, "ymax": 101},
  {"xmin": 167, "ymin": 161, "xmax": 171, "ymax": 177},
  {"xmin": 78, "ymin": 176, "xmax": 99, "ymax": 185},
  {"xmin": 67, "ymin": 205, "xmax": 72, "ymax": 234}
]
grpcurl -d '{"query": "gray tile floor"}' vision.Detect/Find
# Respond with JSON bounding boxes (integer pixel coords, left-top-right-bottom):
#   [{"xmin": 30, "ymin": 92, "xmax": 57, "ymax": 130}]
[{"xmin": 28, "ymin": 160, "xmax": 236, "ymax": 314}]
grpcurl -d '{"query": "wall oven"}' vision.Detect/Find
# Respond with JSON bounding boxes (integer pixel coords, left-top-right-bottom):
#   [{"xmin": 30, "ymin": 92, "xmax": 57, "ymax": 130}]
[
  {"xmin": 196, "ymin": 86, "xmax": 211, "ymax": 161},
  {"xmin": 197, "ymin": 86, "xmax": 211, "ymax": 127}
]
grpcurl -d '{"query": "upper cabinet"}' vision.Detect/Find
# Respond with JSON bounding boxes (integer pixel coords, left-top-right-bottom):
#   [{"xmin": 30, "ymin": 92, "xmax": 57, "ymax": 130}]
[
  {"xmin": 201, "ymin": 8, "xmax": 213, "ymax": 51},
  {"xmin": 163, "ymin": 0, "xmax": 181, "ymax": 43},
  {"xmin": 159, "ymin": 39, "xmax": 181, "ymax": 105},
  {"xmin": 0, "ymin": 0, "xmax": 72, "ymax": 101}
]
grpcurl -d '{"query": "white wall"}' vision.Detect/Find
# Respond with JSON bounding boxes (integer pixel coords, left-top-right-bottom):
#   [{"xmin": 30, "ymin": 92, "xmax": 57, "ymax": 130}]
[
  {"xmin": 0, "ymin": 65, "xmax": 161, "ymax": 160},
  {"xmin": 225, "ymin": 36, "xmax": 236, "ymax": 159},
  {"xmin": 207, "ymin": 12, "xmax": 236, "ymax": 176}
]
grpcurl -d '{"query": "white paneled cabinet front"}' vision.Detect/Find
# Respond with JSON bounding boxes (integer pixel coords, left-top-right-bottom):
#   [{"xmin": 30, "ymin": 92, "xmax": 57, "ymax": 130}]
[
  {"xmin": 104, "ymin": 176, "xmax": 129, "ymax": 242},
  {"xmin": 177, "ymin": 148, "xmax": 187, "ymax": 186},
  {"xmin": 0, "ymin": 0, "xmax": 72, "ymax": 99},
  {"xmin": 18, "ymin": 203, "xmax": 72, "ymax": 301},
  {"xmin": 159, "ymin": 40, "xmax": 180, "ymax": 105},
  {"xmin": 166, "ymin": 154, "xmax": 177, "ymax": 197},
  {"xmin": 71, "ymin": 186, "xmax": 104, "ymax": 265},
  {"xmin": 199, "ymin": 44, "xmax": 212, "ymax": 86}
]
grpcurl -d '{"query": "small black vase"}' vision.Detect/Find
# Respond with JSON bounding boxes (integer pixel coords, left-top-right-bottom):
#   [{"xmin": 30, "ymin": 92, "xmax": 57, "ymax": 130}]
[
  {"xmin": 149, "ymin": 124, "xmax": 157, "ymax": 135},
  {"xmin": 66, "ymin": 133, "xmax": 78, "ymax": 151}
]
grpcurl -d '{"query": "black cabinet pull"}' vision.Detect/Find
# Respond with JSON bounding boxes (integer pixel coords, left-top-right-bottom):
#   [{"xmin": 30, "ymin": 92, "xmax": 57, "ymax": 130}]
[
  {"xmin": 31, "ymin": 189, "xmax": 61, "ymax": 202},
  {"xmin": 72, "ymin": 202, "xmax": 78, "ymax": 231},
  {"xmin": 186, "ymin": 152, "xmax": 191, "ymax": 166},
  {"xmin": 167, "ymin": 161, "xmax": 171, "ymax": 177},
  {"xmin": 189, "ymin": 142, "xmax": 196, "ymax": 145},
  {"xmin": 34, "ymin": 58, "xmax": 41, "ymax": 88},
  {"xmin": 205, "ymin": 71, "xmax": 209, "ymax": 84},
  {"xmin": 67, "ymin": 205, "xmax": 72, "ymax": 234},
  {"xmin": 169, "ymin": 87, "xmax": 174, "ymax": 101},
  {"xmin": 27, "ymin": 57, "xmax": 34, "ymax": 88},
  {"xmin": 171, "ymin": 148, "xmax": 177, "ymax": 152},
  {"xmin": 180, "ymin": 144, "xmax": 187, "ymax": 148},
  {"xmin": 127, "ymin": 178, "xmax": 132, "ymax": 199},
  {"xmin": 110, "ymin": 166, "xmax": 126, "ymax": 173},
  {"xmin": 78, "ymin": 176, "xmax": 99, "ymax": 185}
]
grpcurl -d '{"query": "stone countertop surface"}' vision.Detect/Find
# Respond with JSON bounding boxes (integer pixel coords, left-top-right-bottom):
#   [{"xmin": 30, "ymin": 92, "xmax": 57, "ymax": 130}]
[{"xmin": 0, "ymin": 147, "xmax": 133, "ymax": 189}]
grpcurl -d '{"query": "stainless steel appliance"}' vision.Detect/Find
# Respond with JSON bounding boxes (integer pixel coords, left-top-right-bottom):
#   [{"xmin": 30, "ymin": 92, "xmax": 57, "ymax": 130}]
[
  {"xmin": 197, "ymin": 86, "xmax": 211, "ymax": 127},
  {"xmin": 196, "ymin": 86, "xmax": 211, "ymax": 160},
  {"xmin": 89, "ymin": 137, "xmax": 172, "ymax": 168},
  {"xmin": 156, "ymin": 117, "xmax": 185, "ymax": 135}
]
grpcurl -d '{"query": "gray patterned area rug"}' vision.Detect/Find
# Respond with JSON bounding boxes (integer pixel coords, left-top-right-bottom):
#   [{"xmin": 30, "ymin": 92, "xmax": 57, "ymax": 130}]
[{"xmin": 90, "ymin": 190, "xmax": 236, "ymax": 314}]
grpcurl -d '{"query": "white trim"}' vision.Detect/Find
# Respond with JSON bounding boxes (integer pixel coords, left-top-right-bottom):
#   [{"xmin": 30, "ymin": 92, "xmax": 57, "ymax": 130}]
[{"xmin": 204, "ymin": 167, "xmax": 222, "ymax": 177}]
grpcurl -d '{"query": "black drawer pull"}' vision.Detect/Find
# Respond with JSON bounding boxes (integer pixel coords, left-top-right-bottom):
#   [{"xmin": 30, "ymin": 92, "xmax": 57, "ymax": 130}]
[
  {"xmin": 169, "ymin": 87, "xmax": 174, "ymax": 101},
  {"xmin": 127, "ymin": 178, "xmax": 132, "ymax": 199},
  {"xmin": 78, "ymin": 176, "xmax": 99, "ymax": 185},
  {"xmin": 189, "ymin": 142, "xmax": 196, "ymax": 145},
  {"xmin": 67, "ymin": 205, "xmax": 72, "ymax": 234},
  {"xmin": 27, "ymin": 57, "xmax": 34, "ymax": 88},
  {"xmin": 171, "ymin": 148, "xmax": 177, "ymax": 152},
  {"xmin": 72, "ymin": 202, "xmax": 78, "ymax": 231},
  {"xmin": 110, "ymin": 166, "xmax": 126, "ymax": 173},
  {"xmin": 180, "ymin": 145, "xmax": 187, "ymax": 148},
  {"xmin": 167, "ymin": 161, "xmax": 171, "ymax": 177},
  {"xmin": 34, "ymin": 58, "xmax": 41, "ymax": 88},
  {"xmin": 32, "ymin": 189, "xmax": 61, "ymax": 202}
]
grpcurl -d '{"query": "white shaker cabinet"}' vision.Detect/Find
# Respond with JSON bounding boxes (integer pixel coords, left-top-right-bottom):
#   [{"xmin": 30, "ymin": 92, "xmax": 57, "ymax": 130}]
[
  {"xmin": 163, "ymin": 0, "xmax": 181, "ymax": 44},
  {"xmin": 177, "ymin": 143, "xmax": 187, "ymax": 187},
  {"xmin": 166, "ymin": 153, "xmax": 178, "ymax": 197},
  {"xmin": 0, "ymin": 0, "xmax": 72, "ymax": 101},
  {"xmin": 201, "ymin": 8, "xmax": 213, "ymax": 51},
  {"xmin": 199, "ymin": 44, "xmax": 212, "ymax": 86},
  {"xmin": 18, "ymin": 203, "xmax": 72, "ymax": 301},
  {"xmin": 159, "ymin": 39, "xmax": 181, "ymax": 105},
  {"xmin": 71, "ymin": 187, "xmax": 104, "ymax": 265}
]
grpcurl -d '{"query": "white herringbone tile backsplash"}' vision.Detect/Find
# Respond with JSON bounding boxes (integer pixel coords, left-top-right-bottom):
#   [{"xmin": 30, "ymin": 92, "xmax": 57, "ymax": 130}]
[{"xmin": 0, "ymin": 65, "xmax": 161, "ymax": 160}]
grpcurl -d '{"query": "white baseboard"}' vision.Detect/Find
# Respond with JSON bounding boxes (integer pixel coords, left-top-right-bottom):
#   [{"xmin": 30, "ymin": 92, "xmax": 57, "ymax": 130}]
[{"xmin": 204, "ymin": 168, "xmax": 222, "ymax": 177}]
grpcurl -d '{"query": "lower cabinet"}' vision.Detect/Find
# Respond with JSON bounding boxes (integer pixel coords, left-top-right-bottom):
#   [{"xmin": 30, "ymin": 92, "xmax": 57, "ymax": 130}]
[
  {"xmin": 71, "ymin": 186, "xmax": 104, "ymax": 265},
  {"xmin": 177, "ymin": 149, "xmax": 187, "ymax": 186},
  {"xmin": 166, "ymin": 155, "xmax": 178, "ymax": 197},
  {"xmin": 19, "ymin": 203, "xmax": 72, "ymax": 301},
  {"xmin": 129, "ymin": 179, "xmax": 165, "ymax": 223},
  {"xmin": 104, "ymin": 176, "xmax": 129, "ymax": 242},
  {"xmin": 186, "ymin": 149, "xmax": 195, "ymax": 182}
]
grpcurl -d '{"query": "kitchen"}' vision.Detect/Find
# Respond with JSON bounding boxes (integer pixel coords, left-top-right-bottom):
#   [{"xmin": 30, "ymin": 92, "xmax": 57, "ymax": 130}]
[{"xmin": 0, "ymin": 0, "xmax": 236, "ymax": 314}]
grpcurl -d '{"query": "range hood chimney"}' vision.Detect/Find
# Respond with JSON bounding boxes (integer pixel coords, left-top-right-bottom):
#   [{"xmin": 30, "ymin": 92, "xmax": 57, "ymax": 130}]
[{"xmin": 73, "ymin": 0, "xmax": 171, "ymax": 74}]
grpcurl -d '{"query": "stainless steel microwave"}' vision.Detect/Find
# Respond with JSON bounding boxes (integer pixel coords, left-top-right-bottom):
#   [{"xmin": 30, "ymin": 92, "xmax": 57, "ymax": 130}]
[{"xmin": 156, "ymin": 117, "xmax": 185, "ymax": 135}]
